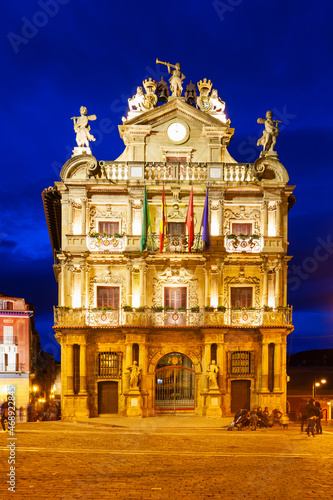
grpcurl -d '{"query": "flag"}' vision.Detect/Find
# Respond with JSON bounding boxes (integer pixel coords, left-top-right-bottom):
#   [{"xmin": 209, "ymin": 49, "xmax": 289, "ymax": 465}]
[
  {"xmin": 159, "ymin": 184, "xmax": 167, "ymax": 252},
  {"xmin": 201, "ymin": 183, "xmax": 211, "ymax": 251},
  {"xmin": 141, "ymin": 186, "xmax": 152, "ymax": 252},
  {"xmin": 185, "ymin": 186, "xmax": 194, "ymax": 252}
]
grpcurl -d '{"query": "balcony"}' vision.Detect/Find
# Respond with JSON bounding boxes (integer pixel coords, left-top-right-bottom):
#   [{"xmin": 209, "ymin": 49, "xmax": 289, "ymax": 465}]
[
  {"xmin": 95, "ymin": 162, "xmax": 256, "ymax": 183},
  {"xmin": 225, "ymin": 234, "xmax": 263, "ymax": 253},
  {"xmin": 54, "ymin": 307, "xmax": 292, "ymax": 328},
  {"xmin": 0, "ymin": 363, "xmax": 25, "ymax": 372},
  {"xmin": 87, "ymin": 234, "xmax": 127, "ymax": 253},
  {"xmin": 0, "ymin": 336, "xmax": 18, "ymax": 345},
  {"xmin": 147, "ymin": 234, "xmax": 204, "ymax": 253}
]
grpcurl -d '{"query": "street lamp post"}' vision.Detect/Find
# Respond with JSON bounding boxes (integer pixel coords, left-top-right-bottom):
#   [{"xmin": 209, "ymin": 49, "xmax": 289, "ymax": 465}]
[{"xmin": 312, "ymin": 379, "xmax": 326, "ymax": 398}]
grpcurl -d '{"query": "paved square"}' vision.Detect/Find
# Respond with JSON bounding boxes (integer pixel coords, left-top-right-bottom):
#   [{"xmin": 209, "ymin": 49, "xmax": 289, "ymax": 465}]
[{"xmin": 1, "ymin": 418, "xmax": 332, "ymax": 499}]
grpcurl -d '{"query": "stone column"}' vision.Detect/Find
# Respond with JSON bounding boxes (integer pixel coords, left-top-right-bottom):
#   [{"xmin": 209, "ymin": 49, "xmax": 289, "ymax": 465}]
[
  {"xmin": 219, "ymin": 199, "xmax": 223, "ymax": 237},
  {"xmin": 273, "ymin": 343, "xmax": 281, "ymax": 392},
  {"xmin": 204, "ymin": 265, "xmax": 210, "ymax": 306},
  {"xmin": 60, "ymin": 262, "xmax": 65, "ymax": 305},
  {"xmin": 275, "ymin": 262, "xmax": 281, "ymax": 308},
  {"xmin": 80, "ymin": 260, "xmax": 86, "ymax": 309},
  {"xmin": 68, "ymin": 199, "xmax": 73, "ymax": 234},
  {"xmin": 139, "ymin": 266, "xmax": 145, "ymax": 307},
  {"xmin": 85, "ymin": 265, "xmax": 90, "ymax": 308},
  {"xmin": 126, "ymin": 265, "xmax": 133, "ymax": 306},
  {"xmin": 202, "ymin": 343, "xmax": 211, "ymax": 392},
  {"xmin": 66, "ymin": 264, "xmax": 72, "ymax": 307},
  {"xmin": 66, "ymin": 344, "xmax": 74, "ymax": 394},
  {"xmin": 262, "ymin": 258, "xmax": 268, "ymax": 307},
  {"xmin": 81, "ymin": 198, "xmax": 87, "ymax": 235},
  {"xmin": 263, "ymin": 201, "xmax": 268, "ymax": 237},
  {"xmin": 276, "ymin": 201, "xmax": 281, "ymax": 236},
  {"xmin": 127, "ymin": 199, "xmax": 132, "ymax": 235},
  {"xmin": 217, "ymin": 341, "xmax": 225, "ymax": 392},
  {"xmin": 210, "ymin": 266, "xmax": 218, "ymax": 307},
  {"xmin": 218, "ymin": 262, "xmax": 224, "ymax": 307},
  {"xmin": 261, "ymin": 342, "xmax": 268, "ymax": 391},
  {"xmin": 79, "ymin": 344, "xmax": 87, "ymax": 394}
]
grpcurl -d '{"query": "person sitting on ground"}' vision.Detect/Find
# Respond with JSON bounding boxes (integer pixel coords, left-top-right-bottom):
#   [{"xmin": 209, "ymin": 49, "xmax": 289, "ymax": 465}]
[
  {"xmin": 272, "ymin": 407, "xmax": 283, "ymax": 426},
  {"xmin": 250, "ymin": 409, "xmax": 258, "ymax": 431}
]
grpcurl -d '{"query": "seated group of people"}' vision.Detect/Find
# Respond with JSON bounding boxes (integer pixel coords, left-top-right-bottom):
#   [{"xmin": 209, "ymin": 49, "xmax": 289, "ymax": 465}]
[{"xmin": 229, "ymin": 406, "xmax": 285, "ymax": 430}]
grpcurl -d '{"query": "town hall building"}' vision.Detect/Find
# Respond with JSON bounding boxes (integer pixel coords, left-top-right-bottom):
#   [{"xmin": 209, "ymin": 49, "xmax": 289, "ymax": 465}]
[{"xmin": 43, "ymin": 62, "xmax": 295, "ymax": 419}]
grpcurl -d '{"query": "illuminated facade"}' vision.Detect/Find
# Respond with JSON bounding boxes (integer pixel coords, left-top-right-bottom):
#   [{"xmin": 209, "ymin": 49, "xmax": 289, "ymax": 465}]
[
  {"xmin": 0, "ymin": 294, "xmax": 34, "ymax": 410},
  {"xmin": 43, "ymin": 69, "xmax": 295, "ymax": 419}
]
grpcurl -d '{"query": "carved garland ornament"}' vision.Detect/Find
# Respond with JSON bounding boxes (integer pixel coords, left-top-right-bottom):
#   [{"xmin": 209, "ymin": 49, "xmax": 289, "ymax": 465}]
[
  {"xmin": 223, "ymin": 276, "xmax": 260, "ymax": 308},
  {"xmin": 224, "ymin": 207, "xmax": 260, "ymax": 235},
  {"xmin": 152, "ymin": 266, "xmax": 198, "ymax": 308}
]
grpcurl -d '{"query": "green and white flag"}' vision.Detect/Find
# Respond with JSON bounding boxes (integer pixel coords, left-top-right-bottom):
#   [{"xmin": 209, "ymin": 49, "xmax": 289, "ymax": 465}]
[{"xmin": 141, "ymin": 185, "xmax": 152, "ymax": 252}]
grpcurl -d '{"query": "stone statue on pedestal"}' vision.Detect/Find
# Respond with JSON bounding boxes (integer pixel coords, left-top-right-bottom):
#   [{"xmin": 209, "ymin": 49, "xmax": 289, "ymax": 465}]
[
  {"xmin": 257, "ymin": 111, "xmax": 281, "ymax": 152},
  {"xmin": 71, "ymin": 106, "xmax": 97, "ymax": 148},
  {"xmin": 127, "ymin": 361, "xmax": 141, "ymax": 389},
  {"xmin": 207, "ymin": 360, "xmax": 219, "ymax": 390}
]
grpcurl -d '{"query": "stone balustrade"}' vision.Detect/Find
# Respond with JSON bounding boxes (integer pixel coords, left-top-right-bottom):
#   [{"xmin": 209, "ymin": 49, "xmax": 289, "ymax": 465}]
[
  {"xmin": 87, "ymin": 235, "xmax": 127, "ymax": 252},
  {"xmin": 54, "ymin": 307, "xmax": 292, "ymax": 328}
]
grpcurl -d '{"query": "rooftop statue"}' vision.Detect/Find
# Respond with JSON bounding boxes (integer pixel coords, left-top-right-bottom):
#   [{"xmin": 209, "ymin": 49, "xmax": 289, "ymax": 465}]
[
  {"xmin": 71, "ymin": 106, "xmax": 97, "ymax": 148},
  {"xmin": 156, "ymin": 59, "xmax": 186, "ymax": 97},
  {"xmin": 257, "ymin": 111, "xmax": 281, "ymax": 152},
  {"xmin": 128, "ymin": 86, "xmax": 145, "ymax": 112}
]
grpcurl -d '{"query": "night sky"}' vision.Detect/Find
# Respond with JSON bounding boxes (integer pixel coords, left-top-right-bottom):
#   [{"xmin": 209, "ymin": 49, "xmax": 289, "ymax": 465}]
[{"xmin": 1, "ymin": 0, "xmax": 332, "ymax": 360}]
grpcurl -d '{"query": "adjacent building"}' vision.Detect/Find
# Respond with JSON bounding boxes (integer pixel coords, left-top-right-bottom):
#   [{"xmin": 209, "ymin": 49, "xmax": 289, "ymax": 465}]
[{"xmin": 43, "ymin": 67, "xmax": 295, "ymax": 419}]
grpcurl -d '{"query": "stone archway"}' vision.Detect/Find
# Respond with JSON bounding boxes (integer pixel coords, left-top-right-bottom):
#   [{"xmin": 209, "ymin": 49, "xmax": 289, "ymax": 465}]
[{"xmin": 155, "ymin": 352, "xmax": 195, "ymax": 413}]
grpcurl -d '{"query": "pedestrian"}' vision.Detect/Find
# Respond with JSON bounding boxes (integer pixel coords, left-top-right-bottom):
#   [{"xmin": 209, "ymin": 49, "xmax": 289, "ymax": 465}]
[
  {"xmin": 250, "ymin": 409, "xmax": 258, "ymax": 431},
  {"xmin": 300, "ymin": 406, "xmax": 307, "ymax": 432},
  {"xmin": 1, "ymin": 396, "xmax": 9, "ymax": 432},
  {"xmin": 272, "ymin": 406, "xmax": 283, "ymax": 426},
  {"xmin": 315, "ymin": 401, "xmax": 323, "ymax": 434},
  {"xmin": 304, "ymin": 398, "xmax": 319, "ymax": 437}
]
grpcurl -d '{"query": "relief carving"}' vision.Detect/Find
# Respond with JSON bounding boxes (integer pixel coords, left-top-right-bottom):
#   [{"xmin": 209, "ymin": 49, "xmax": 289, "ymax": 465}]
[{"xmin": 89, "ymin": 205, "xmax": 127, "ymax": 233}]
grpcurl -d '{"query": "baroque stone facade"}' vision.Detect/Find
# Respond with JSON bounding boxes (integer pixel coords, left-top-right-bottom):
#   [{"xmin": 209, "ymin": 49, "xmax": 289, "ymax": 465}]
[{"xmin": 43, "ymin": 70, "xmax": 294, "ymax": 419}]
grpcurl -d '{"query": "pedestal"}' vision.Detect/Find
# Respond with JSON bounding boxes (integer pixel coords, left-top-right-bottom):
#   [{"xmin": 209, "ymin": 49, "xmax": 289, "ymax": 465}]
[
  {"xmin": 72, "ymin": 147, "xmax": 92, "ymax": 156},
  {"xmin": 206, "ymin": 389, "xmax": 223, "ymax": 418},
  {"xmin": 125, "ymin": 389, "xmax": 143, "ymax": 417}
]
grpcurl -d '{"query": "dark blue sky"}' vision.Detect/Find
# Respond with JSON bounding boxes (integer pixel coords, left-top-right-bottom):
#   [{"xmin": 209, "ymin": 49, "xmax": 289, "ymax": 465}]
[{"xmin": 1, "ymin": 0, "xmax": 333, "ymax": 359}]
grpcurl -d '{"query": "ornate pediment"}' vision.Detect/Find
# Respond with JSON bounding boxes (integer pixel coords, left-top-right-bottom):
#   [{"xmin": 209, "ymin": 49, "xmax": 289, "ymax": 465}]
[{"xmin": 153, "ymin": 266, "xmax": 198, "ymax": 308}]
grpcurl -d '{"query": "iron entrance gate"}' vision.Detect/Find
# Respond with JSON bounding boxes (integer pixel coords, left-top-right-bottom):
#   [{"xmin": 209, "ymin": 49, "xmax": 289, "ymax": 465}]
[{"xmin": 155, "ymin": 353, "xmax": 195, "ymax": 413}]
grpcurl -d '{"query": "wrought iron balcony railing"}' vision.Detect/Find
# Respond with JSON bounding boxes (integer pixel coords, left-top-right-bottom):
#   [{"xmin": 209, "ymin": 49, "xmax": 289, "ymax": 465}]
[
  {"xmin": 0, "ymin": 336, "xmax": 18, "ymax": 345},
  {"xmin": 146, "ymin": 234, "xmax": 204, "ymax": 253},
  {"xmin": 54, "ymin": 306, "xmax": 292, "ymax": 328}
]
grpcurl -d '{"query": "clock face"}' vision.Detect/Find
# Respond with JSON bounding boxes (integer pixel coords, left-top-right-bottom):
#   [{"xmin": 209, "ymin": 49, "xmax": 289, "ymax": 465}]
[{"xmin": 167, "ymin": 122, "xmax": 187, "ymax": 142}]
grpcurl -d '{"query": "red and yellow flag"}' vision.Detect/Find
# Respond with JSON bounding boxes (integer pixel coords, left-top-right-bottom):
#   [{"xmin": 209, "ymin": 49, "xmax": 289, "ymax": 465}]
[
  {"xmin": 185, "ymin": 186, "xmax": 194, "ymax": 252},
  {"xmin": 159, "ymin": 184, "xmax": 167, "ymax": 252}
]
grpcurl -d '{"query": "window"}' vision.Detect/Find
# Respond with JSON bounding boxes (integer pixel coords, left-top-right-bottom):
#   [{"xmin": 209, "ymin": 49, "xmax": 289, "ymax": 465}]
[
  {"xmin": 97, "ymin": 287, "xmax": 119, "ymax": 309},
  {"xmin": 0, "ymin": 301, "xmax": 13, "ymax": 311},
  {"xmin": 73, "ymin": 344, "xmax": 80, "ymax": 395},
  {"xmin": 231, "ymin": 287, "xmax": 252, "ymax": 308},
  {"xmin": 97, "ymin": 352, "xmax": 121, "ymax": 378},
  {"xmin": 164, "ymin": 287, "xmax": 187, "ymax": 309},
  {"xmin": 232, "ymin": 223, "xmax": 252, "ymax": 235},
  {"xmin": 98, "ymin": 221, "xmax": 119, "ymax": 235},
  {"xmin": 166, "ymin": 157, "xmax": 187, "ymax": 162},
  {"xmin": 168, "ymin": 222, "xmax": 184, "ymax": 236},
  {"xmin": 231, "ymin": 351, "xmax": 251, "ymax": 375}
]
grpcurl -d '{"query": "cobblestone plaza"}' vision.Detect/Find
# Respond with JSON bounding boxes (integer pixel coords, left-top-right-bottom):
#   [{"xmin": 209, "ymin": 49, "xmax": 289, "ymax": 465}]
[{"xmin": 1, "ymin": 418, "xmax": 332, "ymax": 499}]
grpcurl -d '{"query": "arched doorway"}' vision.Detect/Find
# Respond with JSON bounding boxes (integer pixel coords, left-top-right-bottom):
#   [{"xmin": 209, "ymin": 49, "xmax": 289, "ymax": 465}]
[{"xmin": 155, "ymin": 353, "xmax": 195, "ymax": 413}]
